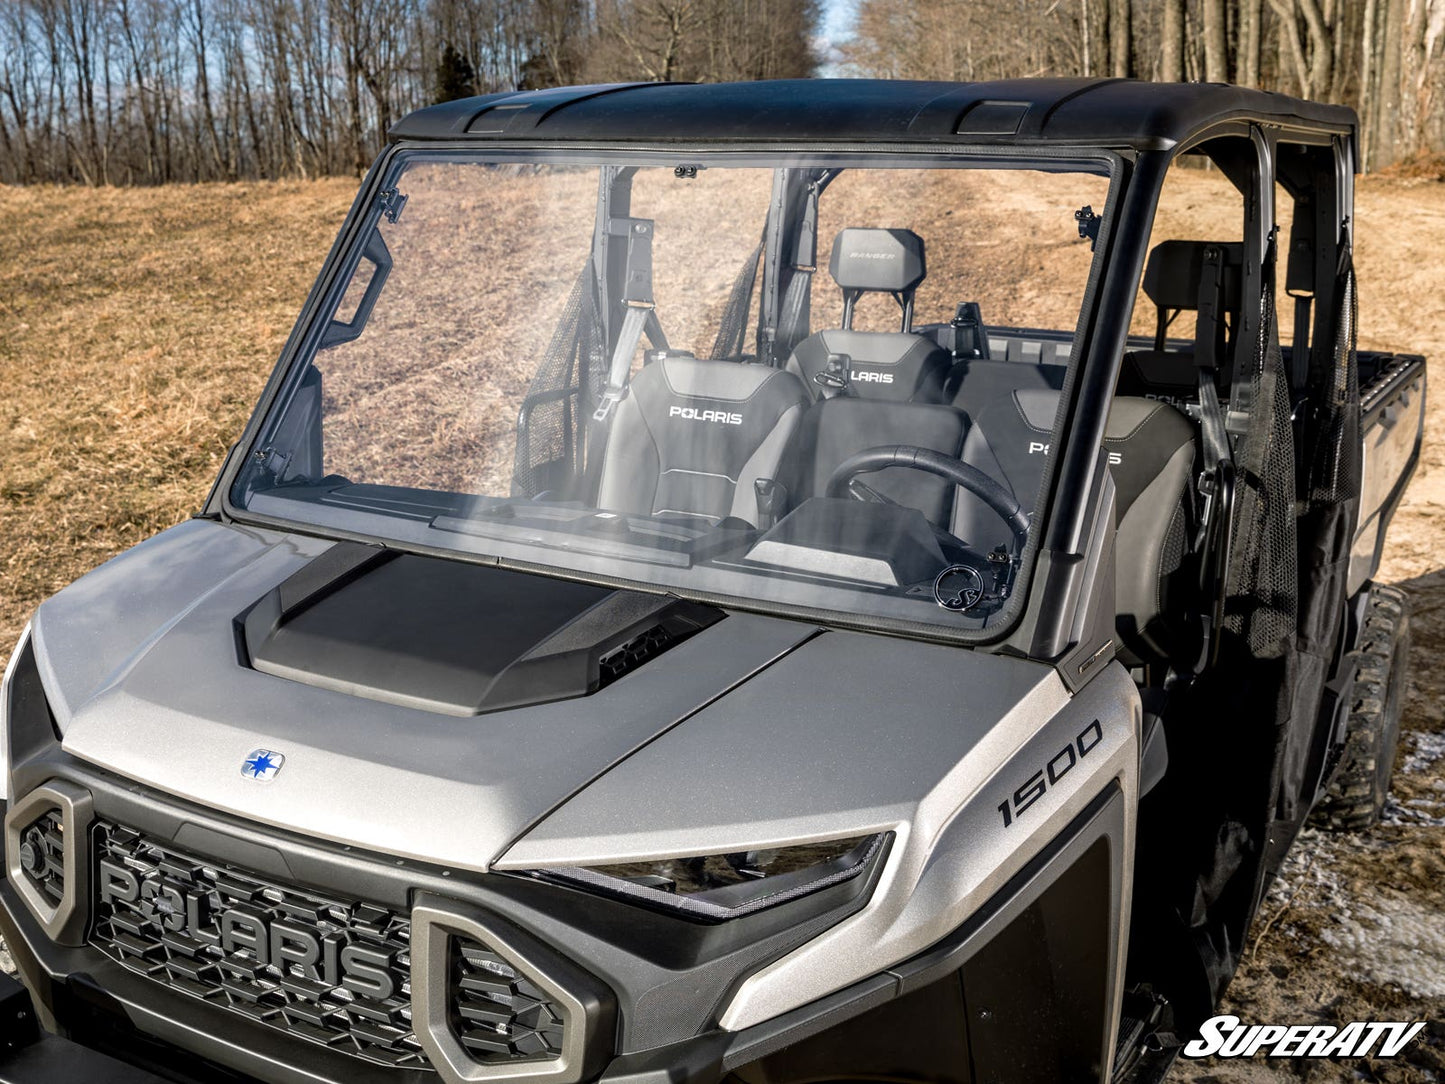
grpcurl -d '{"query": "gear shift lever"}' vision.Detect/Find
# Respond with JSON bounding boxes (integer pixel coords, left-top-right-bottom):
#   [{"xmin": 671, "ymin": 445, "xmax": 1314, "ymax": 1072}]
[{"xmin": 753, "ymin": 478, "xmax": 786, "ymax": 529}]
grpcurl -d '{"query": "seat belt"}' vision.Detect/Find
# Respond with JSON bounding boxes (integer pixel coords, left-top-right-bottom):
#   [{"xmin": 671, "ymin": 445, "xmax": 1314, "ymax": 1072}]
[
  {"xmin": 1291, "ymin": 295, "xmax": 1313, "ymax": 390},
  {"xmin": 593, "ymin": 303, "xmax": 665, "ymax": 423},
  {"xmin": 1192, "ymin": 245, "xmax": 1235, "ymax": 670},
  {"xmin": 591, "ymin": 215, "xmax": 667, "ymax": 425},
  {"xmin": 1286, "ymin": 204, "xmax": 1317, "ymax": 395},
  {"xmin": 767, "ymin": 172, "xmax": 827, "ymax": 368}
]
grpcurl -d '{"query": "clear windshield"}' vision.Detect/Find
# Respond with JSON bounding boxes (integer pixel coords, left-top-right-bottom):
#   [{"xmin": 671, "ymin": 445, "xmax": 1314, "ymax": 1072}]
[{"xmin": 232, "ymin": 152, "xmax": 1111, "ymax": 635}]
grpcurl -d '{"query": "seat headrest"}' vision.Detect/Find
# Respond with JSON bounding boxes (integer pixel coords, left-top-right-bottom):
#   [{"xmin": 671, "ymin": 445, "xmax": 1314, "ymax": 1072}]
[
  {"xmin": 1142, "ymin": 240, "xmax": 1243, "ymax": 312},
  {"xmin": 828, "ymin": 228, "xmax": 926, "ymax": 294}
]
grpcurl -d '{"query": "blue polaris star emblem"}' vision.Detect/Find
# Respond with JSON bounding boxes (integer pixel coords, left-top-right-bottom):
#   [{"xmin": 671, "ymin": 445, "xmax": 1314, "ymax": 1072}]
[{"xmin": 241, "ymin": 749, "xmax": 286, "ymax": 781}]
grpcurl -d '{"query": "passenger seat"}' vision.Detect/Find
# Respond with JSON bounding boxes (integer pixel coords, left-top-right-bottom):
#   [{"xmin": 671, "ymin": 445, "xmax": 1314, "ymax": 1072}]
[{"xmin": 596, "ymin": 357, "xmax": 810, "ymax": 526}]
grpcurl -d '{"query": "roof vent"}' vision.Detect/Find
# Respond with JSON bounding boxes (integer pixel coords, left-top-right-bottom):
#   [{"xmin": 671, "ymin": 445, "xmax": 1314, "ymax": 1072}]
[{"xmin": 955, "ymin": 100, "xmax": 1030, "ymax": 136}]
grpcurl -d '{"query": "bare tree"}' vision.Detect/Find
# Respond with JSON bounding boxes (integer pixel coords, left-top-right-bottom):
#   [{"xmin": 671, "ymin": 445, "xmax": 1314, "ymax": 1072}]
[{"xmin": 1160, "ymin": 0, "xmax": 1184, "ymax": 82}]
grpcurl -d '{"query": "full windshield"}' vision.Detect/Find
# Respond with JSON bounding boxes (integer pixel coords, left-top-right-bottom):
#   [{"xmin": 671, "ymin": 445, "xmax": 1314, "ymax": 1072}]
[{"xmin": 232, "ymin": 152, "xmax": 1111, "ymax": 635}]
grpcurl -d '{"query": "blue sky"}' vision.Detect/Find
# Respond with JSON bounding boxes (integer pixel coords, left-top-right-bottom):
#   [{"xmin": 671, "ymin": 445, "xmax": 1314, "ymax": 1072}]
[
  {"xmin": 822, "ymin": 0, "xmax": 858, "ymax": 40},
  {"xmin": 817, "ymin": 0, "xmax": 859, "ymax": 73}
]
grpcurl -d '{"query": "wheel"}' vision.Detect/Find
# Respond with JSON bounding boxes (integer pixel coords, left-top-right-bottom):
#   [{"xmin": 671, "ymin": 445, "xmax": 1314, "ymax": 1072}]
[{"xmin": 1313, "ymin": 583, "xmax": 1411, "ymax": 831}]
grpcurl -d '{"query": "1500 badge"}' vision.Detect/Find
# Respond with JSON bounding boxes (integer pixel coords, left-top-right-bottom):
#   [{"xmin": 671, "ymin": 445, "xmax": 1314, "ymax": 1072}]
[{"xmin": 997, "ymin": 719, "xmax": 1104, "ymax": 828}]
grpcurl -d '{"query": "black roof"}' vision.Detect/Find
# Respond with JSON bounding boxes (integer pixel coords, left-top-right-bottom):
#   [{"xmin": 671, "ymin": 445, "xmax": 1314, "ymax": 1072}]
[{"xmin": 388, "ymin": 78, "xmax": 1357, "ymax": 152}]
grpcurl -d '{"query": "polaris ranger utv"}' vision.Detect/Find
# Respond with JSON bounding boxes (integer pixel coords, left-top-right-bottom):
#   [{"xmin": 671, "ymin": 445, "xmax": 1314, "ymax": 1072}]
[{"xmin": 0, "ymin": 79, "xmax": 1425, "ymax": 1084}]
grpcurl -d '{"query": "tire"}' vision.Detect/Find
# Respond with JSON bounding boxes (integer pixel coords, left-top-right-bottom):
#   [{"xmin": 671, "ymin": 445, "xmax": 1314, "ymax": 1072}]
[{"xmin": 1313, "ymin": 583, "xmax": 1411, "ymax": 832}]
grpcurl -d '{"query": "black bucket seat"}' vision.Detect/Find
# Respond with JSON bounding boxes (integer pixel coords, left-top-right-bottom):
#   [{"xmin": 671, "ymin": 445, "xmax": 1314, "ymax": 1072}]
[
  {"xmin": 595, "ymin": 356, "xmax": 810, "ymax": 526},
  {"xmin": 954, "ymin": 390, "xmax": 1201, "ymax": 667},
  {"xmin": 786, "ymin": 228, "xmax": 954, "ymax": 403}
]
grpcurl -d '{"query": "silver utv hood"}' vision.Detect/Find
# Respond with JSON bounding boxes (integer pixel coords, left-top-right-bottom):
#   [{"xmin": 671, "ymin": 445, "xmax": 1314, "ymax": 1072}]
[
  {"xmin": 30, "ymin": 519, "xmax": 816, "ymax": 872},
  {"xmin": 31, "ymin": 518, "xmax": 1138, "ymax": 1034}
]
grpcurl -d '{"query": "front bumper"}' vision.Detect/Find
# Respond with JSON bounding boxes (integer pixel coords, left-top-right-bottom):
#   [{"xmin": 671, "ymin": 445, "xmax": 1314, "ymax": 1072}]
[
  {"xmin": 0, "ymin": 761, "xmax": 892, "ymax": 1084},
  {"xmin": 0, "ymin": 758, "xmax": 1127, "ymax": 1084}
]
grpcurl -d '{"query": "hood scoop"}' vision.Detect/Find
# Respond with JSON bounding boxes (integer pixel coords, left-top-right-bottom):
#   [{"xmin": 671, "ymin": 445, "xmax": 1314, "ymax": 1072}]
[{"xmin": 240, "ymin": 542, "xmax": 722, "ymax": 717}]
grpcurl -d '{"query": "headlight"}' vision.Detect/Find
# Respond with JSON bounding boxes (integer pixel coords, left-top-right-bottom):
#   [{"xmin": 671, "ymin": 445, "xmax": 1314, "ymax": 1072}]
[
  {"xmin": 530, "ymin": 833, "xmax": 888, "ymax": 921},
  {"xmin": 0, "ymin": 624, "xmax": 31, "ymax": 803}
]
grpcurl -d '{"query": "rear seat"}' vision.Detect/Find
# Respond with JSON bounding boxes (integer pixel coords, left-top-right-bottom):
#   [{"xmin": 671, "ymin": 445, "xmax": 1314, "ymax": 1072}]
[
  {"xmin": 784, "ymin": 227, "xmax": 966, "ymax": 525},
  {"xmin": 1119, "ymin": 239, "xmax": 1243, "ymax": 406},
  {"xmin": 786, "ymin": 227, "xmax": 954, "ymax": 404}
]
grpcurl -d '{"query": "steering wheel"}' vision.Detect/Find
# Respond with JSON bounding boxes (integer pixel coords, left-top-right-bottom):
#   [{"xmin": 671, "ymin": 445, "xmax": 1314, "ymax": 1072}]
[{"xmin": 825, "ymin": 444, "xmax": 1031, "ymax": 544}]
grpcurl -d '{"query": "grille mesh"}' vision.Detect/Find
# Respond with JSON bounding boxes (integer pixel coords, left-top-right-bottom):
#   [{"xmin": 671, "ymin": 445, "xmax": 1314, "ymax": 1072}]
[
  {"xmin": 89, "ymin": 820, "xmax": 431, "ymax": 1071},
  {"xmin": 16, "ymin": 808, "xmax": 65, "ymax": 906},
  {"xmin": 450, "ymin": 937, "xmax": 565, "ymax": 1062}
]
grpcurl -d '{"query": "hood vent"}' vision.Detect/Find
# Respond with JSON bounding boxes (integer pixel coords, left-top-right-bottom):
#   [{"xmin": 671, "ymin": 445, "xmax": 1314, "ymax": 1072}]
[
  {"xmin": 241, "ymin": 543, "xmax": 723, "ymax": 717},
  {"xmin": 598, "ymin": 623, "xmax": 696, "ymax": 691}
]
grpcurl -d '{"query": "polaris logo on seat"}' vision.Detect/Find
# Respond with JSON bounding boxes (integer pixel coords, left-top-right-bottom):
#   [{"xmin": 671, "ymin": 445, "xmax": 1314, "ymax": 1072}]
[
  {"xmin": 853, "ymin": 370, "xmax": 894, "ymax": 384},
  {"xmin": 669, "ymin": 405, "xmax": 742, "ymax": 425},
  {"xmin": 1029, "ymin": 440, "xmax": 1122, "ymax": 466},
  {"xmin": 846, "ymin": 250, "xmax": 898, "ymax": 260}
]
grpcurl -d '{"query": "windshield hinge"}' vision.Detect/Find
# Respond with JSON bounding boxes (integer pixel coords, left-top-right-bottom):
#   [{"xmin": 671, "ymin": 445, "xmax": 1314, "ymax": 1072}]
[
  {"xmin": 252, "ymin": 445, "xmax": 293, "ymax": 480},
  {"xmin": 377, "ymin": 188, "xmax": 408, "ymax": 224}
]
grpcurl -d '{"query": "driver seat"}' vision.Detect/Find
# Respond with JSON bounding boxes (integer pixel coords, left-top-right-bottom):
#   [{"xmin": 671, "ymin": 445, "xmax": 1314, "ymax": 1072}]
[{"xmin": 787, "ymin": 398, "xmax": 968, "ymax": 527}]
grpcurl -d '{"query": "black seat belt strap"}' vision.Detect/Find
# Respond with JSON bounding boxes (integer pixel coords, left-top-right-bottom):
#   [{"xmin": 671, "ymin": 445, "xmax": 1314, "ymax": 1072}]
[
  {"xmin": 710, "ymin": 241, "xmax": 763, "ymax": 359},
  {"xmin": 769, "ymin": 171, "xmax": 828, "ymax": 367},
  {"xmin": 1291, "ymin": 295, "xmax": 1313, "ymax": 391},
  {"xmin": 1194, "ymin": 364, "xmax": 1235, "ymax": 671},
  {"xmin": 1191, "ymin": 244, "xmax": 1235, "ymax": 670}
]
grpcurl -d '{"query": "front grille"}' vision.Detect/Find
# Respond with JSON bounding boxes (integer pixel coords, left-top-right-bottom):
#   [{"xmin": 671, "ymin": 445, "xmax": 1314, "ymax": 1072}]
[
  {"xmin": 15, "ymin": 809, "xmax": 65, "ymax": 906},
  {"xmin": 451, "ymin": 937, "xmax": 565, "ymax": 1060},
  {"xmin": 89, "ymin": 821, "xmax": 431, "ymax": 1071}
]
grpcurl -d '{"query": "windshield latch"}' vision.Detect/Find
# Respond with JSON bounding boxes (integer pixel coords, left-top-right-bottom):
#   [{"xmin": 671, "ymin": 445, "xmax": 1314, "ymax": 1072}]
[{"xmin": 1074, "ymin": 205, "xmax": 1102, "ymax": 250}]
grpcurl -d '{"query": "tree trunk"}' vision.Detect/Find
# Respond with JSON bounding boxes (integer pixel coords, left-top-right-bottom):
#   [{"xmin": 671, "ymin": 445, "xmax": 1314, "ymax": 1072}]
[
  {"xmin": 1202, "ymin": 0, "xmax": 1229, "ymax": 81},
  {"xmin": 1109, "ymin": 0, "xmax": 1131, "ymax": 77},
  {"xmin": 1239, "ymin": 0, "xmax": 1262, "ymax": 84},
  {"xmin": 1161, "ymin": 0, "xmax": 1184, "ymax": 80}
]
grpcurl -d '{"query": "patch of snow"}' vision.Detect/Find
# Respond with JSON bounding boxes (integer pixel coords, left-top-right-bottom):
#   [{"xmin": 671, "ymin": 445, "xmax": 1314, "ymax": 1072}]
[
  {"xmin": 1382, "ymin": 795, "xmax": 1445, "ymax": 827},
  {"xmin": 1401, "ymin": 728, "xmax": 1445, "ymax": 775},
  {"xmin": 1320, "ymin": 889, "xmax": 1445, "ymax": 999}
]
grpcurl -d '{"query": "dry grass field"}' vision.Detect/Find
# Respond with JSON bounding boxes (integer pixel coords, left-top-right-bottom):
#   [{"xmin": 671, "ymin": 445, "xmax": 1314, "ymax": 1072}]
[{"xmin": 1, "ymin": 166, "xmax": 1443, "ymax": 1081}]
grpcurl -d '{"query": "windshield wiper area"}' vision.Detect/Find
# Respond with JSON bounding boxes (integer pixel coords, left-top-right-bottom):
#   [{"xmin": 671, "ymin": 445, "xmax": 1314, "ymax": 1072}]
[{"xmin": 430, "ymin": 503, "xmax": 754, "ymax": 568}]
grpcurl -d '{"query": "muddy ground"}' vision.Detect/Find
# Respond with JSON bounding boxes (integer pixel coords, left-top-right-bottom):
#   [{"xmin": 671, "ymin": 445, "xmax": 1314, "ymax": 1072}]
[{"xmin": 0, "ymin": 164, "xmax": 1441, "ymax": 1081}]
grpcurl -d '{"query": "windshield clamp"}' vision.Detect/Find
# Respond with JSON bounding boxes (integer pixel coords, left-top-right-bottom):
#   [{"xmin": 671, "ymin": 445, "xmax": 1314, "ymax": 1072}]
[{"xmin": 1074, "ymin": 205, "xmax": 1101, "ymax": 250}]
